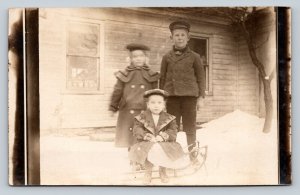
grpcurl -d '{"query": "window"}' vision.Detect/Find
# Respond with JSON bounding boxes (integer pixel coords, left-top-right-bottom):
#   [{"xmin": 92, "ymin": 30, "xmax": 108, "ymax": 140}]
[
  {"xmin": 189, "ymin": 36, "xmax": 212, "ymax": 94},
  {"xmin": 65, "ymin": 20, "xmax": 104, "ymax": 93}
]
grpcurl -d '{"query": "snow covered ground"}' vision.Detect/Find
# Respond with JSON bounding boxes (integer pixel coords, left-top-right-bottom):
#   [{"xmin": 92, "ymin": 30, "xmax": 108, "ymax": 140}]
[{"xmin": 40, "ymin": 110, "xmax": 278, "ymax": 185}]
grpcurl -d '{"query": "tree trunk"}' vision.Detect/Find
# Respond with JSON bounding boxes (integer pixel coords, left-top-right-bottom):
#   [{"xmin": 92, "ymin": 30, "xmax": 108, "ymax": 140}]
[
  {"xmin": 239, "ymin": 22, "xmax": 273, "ymax": 133},
  {"xmin": 262, "ymin": 79, "xmax": 273, "ymax": 133}
]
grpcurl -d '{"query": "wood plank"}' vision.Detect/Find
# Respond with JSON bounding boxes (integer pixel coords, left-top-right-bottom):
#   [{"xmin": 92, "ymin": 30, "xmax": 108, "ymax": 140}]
[
  {"xmin": 237, "ymin": 105, "xmax": 258, "ymax": 111},
  {"xmin": 212, "ymin": 47, "xmax": 236, "ymax": 55},
  {"xmin": 213, "ymin": 69, "xmax": 237, "ymax": 75},
  {"xmin": 212, "ymin": 79, "xmax": 236, "ymax": 85},
  {"xmin": 213, "ymin": 37, "xmax": 237, "ymax": 46},
  {"xmin": 212, "ymin": 95, "xmax": 236, "ymax": 101},
  {"xmin": 213, "ymin": 63, "xmax": 237, "ymax": 70},
  {"xmin": 238, "ymin": 79, "xmax": 258, "ymax": 85},
  {"xmin": 237, "ymin": 74, "xmax": 258, "ymax": 80},
  {"xmin": 237, "ymin": 85, "xmax": 257, "ymax": 91},
  {"xmin": 213, "ymin": 85, "xmax": 236, "ymax": 91},
  {"xmin": 213, "ymin": 90, "xmax": 236, "ymax": 96},
  {"xmin": 213, "ymin": 74, "xmax": 236, "ymax": 81},
  {"xmin": 205, "ymin": 101, "xmax": 236, "ymax": 107},
  {"xmin": 213, "ymin": 58, "xmax": 237, "ymax": 65},
  {"xmin": 238, "ymin": 66, "xmax": 256, "ymax": 71},
  {"xmin": 213, "ymin": 53, "xmax": 236, "ymax": 61},
  {"xmin": 213, "ymin": 35, "xmax": 236, "ymax": 42},
  {"xmin": 212, "ymin": 44, "xmax": 236, "ymax": 51},
  {"xmin": 106, "ymin": 23, "xmax": 169, "ymax": 34}
]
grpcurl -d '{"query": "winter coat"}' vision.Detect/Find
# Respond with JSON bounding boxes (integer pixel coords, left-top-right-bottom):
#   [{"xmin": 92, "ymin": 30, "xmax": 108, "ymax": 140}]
[
  {"xmin": 159, "ymin": 47, "xmax": 206, "ymax": 98},
  {"xmin": 129, "ymin": 110, "xmax": 185, "ymax": 164},
  {"xmin": 109, "ymin": 65, "xmax": 159, "ymax": 147},
  {"xmin": 109, "ymin": 65, "xmax": 159, "ymax": 112}
]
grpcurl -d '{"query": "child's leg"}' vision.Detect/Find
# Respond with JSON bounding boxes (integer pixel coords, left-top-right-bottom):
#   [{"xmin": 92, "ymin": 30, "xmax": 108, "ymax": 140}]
[
  {"xmin": 159, "ymin": 166, "xmax": 169, "ymax": 183},
  {"xmin": 166, "ymin": 96, "xmax": 182, "ymax": 130},
  {"xmin": 167, "ymin": 96, "xmax": 198, "ymax": 160},
  {"xmin": 143, "ymin": 160, "xmax": 153, "ymax": 184},
  {"xmin": 181, "ymin": 97, "xmax": 198, "ymax": 159}
]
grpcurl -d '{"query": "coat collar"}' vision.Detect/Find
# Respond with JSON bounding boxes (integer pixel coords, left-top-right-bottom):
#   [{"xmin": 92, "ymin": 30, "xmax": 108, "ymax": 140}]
[
  {"xmin": 114, "ymin": 65, "xmax": 159, "ymax": 83},
  {"xmin": 135, "ymin": 110, "xmax": 176, "ymax": 134},
  {"xmin": 126, "ymin": 64, "xmax": 150, "ymax": 71},
  {"xmin": 168, "ymin": 46, "xmax": 192, "ymax": 62}
]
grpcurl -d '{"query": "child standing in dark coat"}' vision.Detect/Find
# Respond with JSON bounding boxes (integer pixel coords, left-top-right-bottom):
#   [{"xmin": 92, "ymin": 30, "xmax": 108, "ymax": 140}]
[
  {"xmin": 129, "ymin": 89, "xmax": 186, "ymax": 184},
  {"xmin": 109, "ymin": 43, "xmax": 159, "ymax": 148},
  {"xmin": 159, "ymin": 21, "xmax": 206, "ymax": 161}
]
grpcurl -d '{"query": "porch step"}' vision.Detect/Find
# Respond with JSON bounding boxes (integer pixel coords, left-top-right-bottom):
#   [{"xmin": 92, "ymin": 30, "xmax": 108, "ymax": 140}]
[{"xmin": 89, "ymin": 127, "xmax": 115, "ymax": 142}]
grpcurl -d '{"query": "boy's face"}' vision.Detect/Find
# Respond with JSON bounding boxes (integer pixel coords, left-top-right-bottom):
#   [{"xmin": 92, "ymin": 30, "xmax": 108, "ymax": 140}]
[
  {"xmin": 171, "ymin": 29, "xmax": 190, "ymax": 49},
  {"xmin": 147, "ymin": 95, "xmax": 165, "ymax": 115},
  {"xmin": 130, "ymin": 50, "xmax": 147, "ymax": 66}
]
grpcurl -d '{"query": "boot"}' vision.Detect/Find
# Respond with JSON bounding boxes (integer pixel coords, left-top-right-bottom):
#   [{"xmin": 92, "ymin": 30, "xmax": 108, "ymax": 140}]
[
  {"xmin": 159, "ymin": 167, "xmax": 169, "ymax": 183},
  {"xmin": 187, "ymin": 134, "xmax": 199, "ymax": 164},
  {"xmin": 186, "ymin": 134, "xmax": 196, "ymax": 153},
  {"xmin": 189, "ymin": 151, "xmax": 200, "ymax": 165},
  {"xmin": 143, "ymin": 167, "xmax": 152, "ymax": 184},
  {"xmin": 130, "ymin": 161, "xmax": 141, "ymax": 171}
]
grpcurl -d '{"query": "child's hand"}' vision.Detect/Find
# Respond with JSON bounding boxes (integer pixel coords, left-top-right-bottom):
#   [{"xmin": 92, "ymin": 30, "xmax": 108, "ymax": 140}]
[
  {"xmin": 159, "ymin": 132, "xmax": 169, "ymax": 141},
  {"xmin": 155, "ymin": 135, "xmax": 164, "ymax": 142},
  {"xmin": 197, "ymin": 97, "xmax": 205, "ymax": 111},
  {"xmin": 144, "ymin": 133, "xmax": 156, "ymax": 142},
  {"xmin": 150, "ymin": 137, "xmax": 157, "ymax": 142}
]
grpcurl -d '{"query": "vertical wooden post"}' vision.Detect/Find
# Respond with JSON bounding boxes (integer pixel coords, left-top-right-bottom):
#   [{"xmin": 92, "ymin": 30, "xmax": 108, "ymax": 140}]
[
  {"xmin": 25, "ymin": 8, "xmax": 40, "ymax": 185},
  {"xmin": 277, "ymin": 7, "xmax": 291, "ymax": 185}
]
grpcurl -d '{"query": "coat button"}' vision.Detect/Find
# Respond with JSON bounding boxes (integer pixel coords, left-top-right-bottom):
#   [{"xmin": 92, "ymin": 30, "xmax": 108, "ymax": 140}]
[
  {"xmin": 129, "ymin": 127, "xmax": 133, "ymax": 131},
  {"xmin": 131, "ymin": 85, "xmax": 135, "ymax": 88},
  {"xmin": 130, "ymin": 110, "xmax": 135, "ymax": 114},
  {"xmin": 140, "ymin": 85, "xmax": 145, "ymax": 89}
]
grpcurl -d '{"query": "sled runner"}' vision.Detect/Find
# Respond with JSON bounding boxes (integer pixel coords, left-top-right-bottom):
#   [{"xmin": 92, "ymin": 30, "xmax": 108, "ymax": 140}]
[{"xmin": 126, "ymin": 141, "xmax": 208, "ymax": 181}]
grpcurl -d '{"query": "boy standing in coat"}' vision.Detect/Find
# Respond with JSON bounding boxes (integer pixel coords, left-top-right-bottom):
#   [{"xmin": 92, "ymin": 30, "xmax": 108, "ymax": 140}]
[
  {"xmin": 109, "ymin": 43, "xmax": 159, "ymax": 148},
  {"xmin": 159, "ymin": 21, "xmax": 206, "ymax": 161}
]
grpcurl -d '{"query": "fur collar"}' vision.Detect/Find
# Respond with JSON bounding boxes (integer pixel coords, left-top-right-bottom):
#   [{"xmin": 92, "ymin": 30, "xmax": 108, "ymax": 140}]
[{"xmin": 135, "ymin": 110, "xmax": 176, "ymax": 134}]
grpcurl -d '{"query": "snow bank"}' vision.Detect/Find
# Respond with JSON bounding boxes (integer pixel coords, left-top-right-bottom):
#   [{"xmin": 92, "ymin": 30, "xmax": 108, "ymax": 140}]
[
  {"xmin": 192, "ymin": 109, "xmax": 278, "ymax": 185},
  {"xmin": 200, "ymin": 109, "xmax": 262, "ymax": 133}
]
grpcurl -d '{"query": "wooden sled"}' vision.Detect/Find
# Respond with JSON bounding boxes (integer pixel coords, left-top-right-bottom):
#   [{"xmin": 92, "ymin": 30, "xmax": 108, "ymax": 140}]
[{"xmin": 125, "ymin": 141, "xmax": 208, "ymax": 180}]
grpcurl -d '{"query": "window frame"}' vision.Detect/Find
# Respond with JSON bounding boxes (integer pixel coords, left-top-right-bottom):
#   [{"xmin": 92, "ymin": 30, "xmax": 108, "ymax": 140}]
[
  {"xmin": 189, "ymin": 32, "xmax": 213, "ymax": 95},
  {"xmin": 62, "ymin": 17, "xmax": 105, "ymax": 95}
]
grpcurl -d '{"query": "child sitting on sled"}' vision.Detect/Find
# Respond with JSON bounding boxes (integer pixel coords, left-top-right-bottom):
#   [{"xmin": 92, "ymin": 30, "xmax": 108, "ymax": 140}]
[{"xmin": 129, "ymin": 89, "xmax": 186, "ymax": 184}]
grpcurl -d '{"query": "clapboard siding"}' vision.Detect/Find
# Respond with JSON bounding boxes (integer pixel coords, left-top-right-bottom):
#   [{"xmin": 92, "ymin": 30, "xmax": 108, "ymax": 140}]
[
  {"xmin": 39, "ymin": 8, "xmax": 275, "ymax": 130},
  {"xmin": 236, "ymin": 37, "xmax": 260, "ymax": 115},
  {"xmin": 198, "ymin": 31, "xmax": 238, "ymax": 122},
  {"xmin": 39, "ymin": 7, "xmax": 237, "ymax": 129}
]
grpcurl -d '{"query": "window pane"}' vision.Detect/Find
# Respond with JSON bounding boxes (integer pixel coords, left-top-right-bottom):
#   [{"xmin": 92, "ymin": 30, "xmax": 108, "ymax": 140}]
[
  {"xmin": 189, "ymin": 38, "xmax": 208, "ymax": 64},
  {"xmin": 67, "ymin": 22, "xmax": 100, "ymax": 57},
  {"xmin": 66, "ymin": 56, "xmax": 99, "ymax": 90},
  {"xmin": 189, "ymin": 38, "xmax": 209, "ymax": 91}
]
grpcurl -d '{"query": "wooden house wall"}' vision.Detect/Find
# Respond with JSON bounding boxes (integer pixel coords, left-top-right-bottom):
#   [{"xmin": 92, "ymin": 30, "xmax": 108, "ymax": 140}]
[
  {"xmin": 236, "ymin": 8, "xmax": 276, "ymax": 117},
  {"xmin": 236, "ymin": 38, "xmax": 260, "ymax": 116},
  {"xmin": 38, "ymin": 8, "xmax": 274, "ymax": 131}
]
